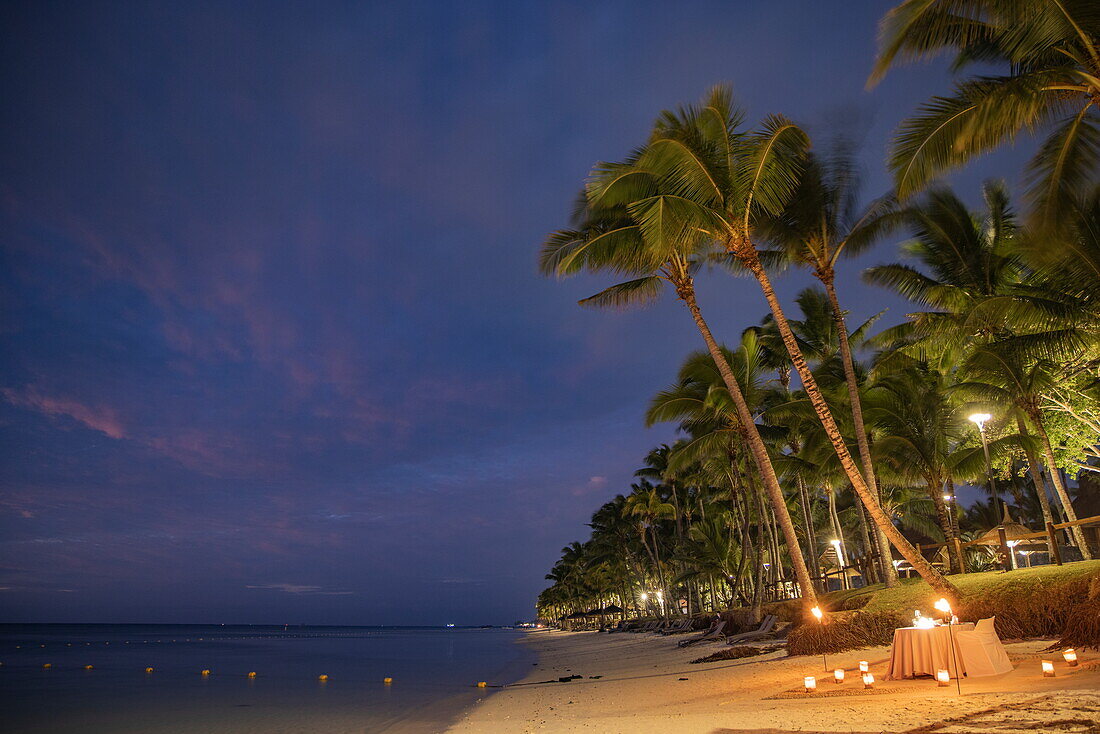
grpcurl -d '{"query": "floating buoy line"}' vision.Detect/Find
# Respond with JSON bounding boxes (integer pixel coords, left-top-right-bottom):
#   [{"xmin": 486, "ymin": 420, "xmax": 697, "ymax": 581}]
[{"xmin": 3, "ymin": 633, "xmax": 513, "ymax": 689}]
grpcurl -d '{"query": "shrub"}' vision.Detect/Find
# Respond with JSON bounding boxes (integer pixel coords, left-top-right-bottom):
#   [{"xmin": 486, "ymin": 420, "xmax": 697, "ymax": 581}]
[{"xmin": 786, "ymin": 610, "xmax": 909, "ymax": 655}]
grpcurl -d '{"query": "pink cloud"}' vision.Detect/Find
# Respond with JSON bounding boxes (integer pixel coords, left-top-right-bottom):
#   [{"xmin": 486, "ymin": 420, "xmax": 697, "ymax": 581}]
[{"xmin": 2, "ymin": 386, "xmax": 125, "ymax": 439}]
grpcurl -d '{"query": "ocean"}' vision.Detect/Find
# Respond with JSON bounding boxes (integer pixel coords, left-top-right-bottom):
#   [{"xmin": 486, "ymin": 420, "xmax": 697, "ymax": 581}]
[{"xmin": 0, "ymin": 624, "xmax": 533, "ymax": 733}]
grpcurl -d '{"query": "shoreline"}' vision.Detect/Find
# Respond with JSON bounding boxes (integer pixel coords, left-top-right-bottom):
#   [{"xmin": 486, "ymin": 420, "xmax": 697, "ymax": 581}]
[{"xmin": 446, "ymin": 629, "xmax": 1100, "ymax": 733}]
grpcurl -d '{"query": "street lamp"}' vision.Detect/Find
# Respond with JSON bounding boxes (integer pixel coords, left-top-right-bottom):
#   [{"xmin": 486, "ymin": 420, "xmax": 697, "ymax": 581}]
[
  {"xmin": 830, "ymin": 539, "xmax": 848, "ymax": 591},
  {"xmin": 968, "ymin": 413, "xmax": 1005, "ymax": 517}
]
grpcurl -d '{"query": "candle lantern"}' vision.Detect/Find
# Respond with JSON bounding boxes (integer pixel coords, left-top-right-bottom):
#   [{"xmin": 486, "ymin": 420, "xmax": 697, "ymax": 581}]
[
  {"xmin": 1042, "ymin": 660, "xmax": 1055, "ymax": 677},
  {"xmin": 833, "ymin": 668, "xmax": 844, "ymax": 684},
  {"xmin": 1063, "ymin": 649, "xmax": 1078, "ymax": 667},
  {"xmin": 936, "ymin": 669, "xmax": 950, "ymax": 686},
  {"xmin": 858, "ymin": 661, "xmax": 869, "ymax": 673},
  {"xmin": 804, "ymin": 676, "xmax": 817, "ymax": 692},
  {"xmin": 862, "ymin": 672, "xmax": 875, "ymax": 689}
]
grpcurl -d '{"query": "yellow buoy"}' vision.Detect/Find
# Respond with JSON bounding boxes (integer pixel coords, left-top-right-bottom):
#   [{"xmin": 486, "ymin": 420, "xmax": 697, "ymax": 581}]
[
  {"xmin": 84, "ymin": 665, "xmax": 94, "ymax": 670},
  {"xmin": 477, "ymin": 681, "xmax": 487, "ymax": 688},
  {"xmin": 247, "ymin": 671, "xmax": 257, "ymax": 678},
  {"xmin": 145, "ymin": 667, "xmax": 154, "ymax": 673},
  {"xmin": 383, "ymin": 677, "xmax": 393, "ymax": 684},
  {"xmin": 318, "ymin": 674, "xmax": 329, "ymax": 681},
  {"xmin": 201, "ymin": 669, "xmax": 211, "ymax": 676}
]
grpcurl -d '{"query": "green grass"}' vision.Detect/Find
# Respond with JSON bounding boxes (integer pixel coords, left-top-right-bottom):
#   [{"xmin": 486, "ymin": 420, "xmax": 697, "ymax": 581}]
[
  {"xmin": 787, "ymin": 560, "xmax": 1100, "ymax": 654},
  {"xmin": 822, "ymin": 560, "xmax": 1100, "ymax": 615}
]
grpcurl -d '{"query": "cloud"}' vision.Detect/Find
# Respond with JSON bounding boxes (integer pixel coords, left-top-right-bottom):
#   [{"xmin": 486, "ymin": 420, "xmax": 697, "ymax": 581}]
[
  {"xmin": 2, "ymin": 386, "xmax": 125, "ymax": 439},
  {"xmin": 245, "ymin": 583, "xmax": 353, "ymax": 595}
]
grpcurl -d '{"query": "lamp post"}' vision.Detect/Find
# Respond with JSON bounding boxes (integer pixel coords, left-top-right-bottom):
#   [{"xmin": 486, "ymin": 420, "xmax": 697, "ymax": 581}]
[
  {"xmin": 968, "ymin": 413, "xmax": 1004, "ymax": 517},
  {"xmin": 830, "ymin": 539, "xmax": 848, "ymax": 591}
]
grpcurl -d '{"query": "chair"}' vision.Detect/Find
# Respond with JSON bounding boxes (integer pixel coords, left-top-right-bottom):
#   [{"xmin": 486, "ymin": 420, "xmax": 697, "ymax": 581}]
[
  {"xmin": 659, "ymin": 619, "xmax": 693, "ymax": 635},
  {"xmin": 955, "ymin": 617, "xmax": 1013, "ymax": 677},
  {"xmin": 678, "ymin": 620, "xmax": 726, "ymax": 647},
  {"xmin": 724, "ymin": 614, "xmax": 777, "ymax": 645}
]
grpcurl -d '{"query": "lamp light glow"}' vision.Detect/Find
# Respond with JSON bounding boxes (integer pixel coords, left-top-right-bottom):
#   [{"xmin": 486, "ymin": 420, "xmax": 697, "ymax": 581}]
[
  {"xmin": 968, "ymin": 412, "xmax": 992, "ymax": 429},
  {"xmin": 936, "ymin": 669, "xmax": 950, "ymax": 686},
  {"xmin": 1063, "ymin": 649, "xmax": 1078, "ymax": 667},
  {"xmin": 833, "ymin": 668, "xmax": 844, "ymax": 684},
  {"xmin": 804, "ymin": 676, "xmax": 817, "ymax": 692},
  {"xmin": 1042, "ymin": 660, "xmax": 1055, "ymax": 677},
  {"xmin": 862, "ymin": 672, "xmax": 874, "ymax": 689},
  {"xmin": 858, "ymin": 661, "xmax": 868, "ymax": 673},
  {"xmin": 810, "ymin": 606, "xmax": 823, "ymax": 621}
]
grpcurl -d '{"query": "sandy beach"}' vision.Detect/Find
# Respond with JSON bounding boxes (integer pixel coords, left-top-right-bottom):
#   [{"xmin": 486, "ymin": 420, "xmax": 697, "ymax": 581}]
[{"xmin": 448, "ymin": 629, "xmax": 1100, "ymax": 733}]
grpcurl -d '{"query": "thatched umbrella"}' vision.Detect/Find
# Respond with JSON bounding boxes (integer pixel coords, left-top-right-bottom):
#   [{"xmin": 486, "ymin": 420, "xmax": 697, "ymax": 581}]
[{"xmin": 973, "ymin": 507, "xmax": 1045, "ymax": 568}]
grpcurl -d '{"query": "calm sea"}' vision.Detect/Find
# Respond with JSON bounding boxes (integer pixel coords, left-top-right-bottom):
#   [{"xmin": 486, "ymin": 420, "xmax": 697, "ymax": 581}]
[{"xmin": 0, "ymin": 624, "xmax": 533, "ymax": 733}]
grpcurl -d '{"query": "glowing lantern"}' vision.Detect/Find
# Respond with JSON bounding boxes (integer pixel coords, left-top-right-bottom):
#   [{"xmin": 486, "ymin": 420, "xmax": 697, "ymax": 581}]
[
  {"xmin": 936, "ymin": 669, "xmax": 949, "ymax": 686},
  {"xmin": 201, "ymin": 669, "xmax": 211, "ymax": 676},
  {"xmin": 804, "ymin": 676, "xmax": 817, "ymax": 692},
  {"xmin": 1042, "ymin": 660, "xmax": 1055, "ymax": 677},
  {"xmin": 862, "ymin": 672, "xmax": 875, "ymax": 689},
  {"xmin": 1063, "ymin": 649, "xmax": 1078, "ymax": 667},
  {"xmin": 858, "ymin": 661, "xmax": 869, "ymax": 673},
  {"xmin": 247, "ymin": 671, "xmax": 257, "ymax": 678},
  {"xmin": 810, "ymin": 606, "xmax": 823, "ymax": 621},
  {"xmin": 833, "ymin": 669, "xmax": 844, "ymax": 684}
]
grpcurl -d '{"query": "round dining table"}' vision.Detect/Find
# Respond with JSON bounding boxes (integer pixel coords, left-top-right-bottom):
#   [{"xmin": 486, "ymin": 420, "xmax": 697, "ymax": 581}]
[{"xmin": 884, "ymin": 622, "xmax": 974, "ymax": 680}]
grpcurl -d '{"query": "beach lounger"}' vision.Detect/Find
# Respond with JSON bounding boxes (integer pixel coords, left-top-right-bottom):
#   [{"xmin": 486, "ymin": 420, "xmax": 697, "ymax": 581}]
[
  {"xmin": 658, "ymin": 618, "xmax": 693, "ymax": 635},
  {"xmin": 724, "ymin": 614, "xmax": 777, "ymax": 645},
  {"xmin": 678, "ymin": 620, "xmax": 726, "ymax": 647},
  {"xmin": 631, "ymin": 620, "xmax": 660, "ymax": 633}
]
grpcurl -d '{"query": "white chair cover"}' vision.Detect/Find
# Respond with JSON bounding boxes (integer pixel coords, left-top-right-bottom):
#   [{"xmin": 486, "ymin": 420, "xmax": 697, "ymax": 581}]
[{"xmin": 955, "ymin": 617, "xmax": 1013, "ymax": 677}]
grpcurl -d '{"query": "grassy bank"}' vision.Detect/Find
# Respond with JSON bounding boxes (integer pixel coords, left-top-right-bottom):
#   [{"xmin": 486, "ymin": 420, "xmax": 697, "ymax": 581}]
[{"xmin": 785, "ymin": 561, "xmax": 1100, "ymax": 654}]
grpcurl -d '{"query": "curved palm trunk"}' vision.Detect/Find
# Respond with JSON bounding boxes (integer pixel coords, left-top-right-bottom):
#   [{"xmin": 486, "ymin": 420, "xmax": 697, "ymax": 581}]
[
  {"xmin": 822, "ymin": 276, "xmax": 899, "ymax": 588},
  {"xmin": 1030, "ymin": 413, "xmax": 1092, "ymax": 559},
  {"xmin": 737, "ymin": 254, "xmax": 959, "ymax": 603},
  {"xmin": 678, "ymin": 282, "xmax": 818, "ymax": 610}
]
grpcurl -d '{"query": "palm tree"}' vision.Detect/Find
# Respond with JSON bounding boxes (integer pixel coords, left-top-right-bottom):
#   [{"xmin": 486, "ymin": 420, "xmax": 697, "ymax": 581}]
[
  {"xmin": 870, "ymin": 0, "xmax": 1100, "ymax": 225},
  {"xmin": 955, "ymin": 345, "xmax": 1093, "ymax": 557},
  {"xmin": 759, "ymin": 152, "xmax": 903, "ymax": 587},
  {"xmin": 866, "ymin": 366, "xmax": 970, "ymax": 571},
  {"xmin": 627, "ymin": 86, "xmax": 959, "ymax": 601},
  {"xmin": 623, "ymin": 484, "xmax": 676, "ymax": 613},
  {"xmin": 779, "ymin": 283, "xmax": 898, "ymax": 585},
  {"xmin": 543, "ymin": 135, "xmax": 820, "ymax": 609},
  {"xmin": 864, "ymin": 182, "xmax": 1026, "ymax": 359}
]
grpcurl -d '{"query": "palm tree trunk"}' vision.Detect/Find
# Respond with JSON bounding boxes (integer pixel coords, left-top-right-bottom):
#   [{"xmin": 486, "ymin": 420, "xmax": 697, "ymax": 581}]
[
  {"xmin": 678, "ymin": 281, "xmax": 819, "ymax": 609},
  {"xmin": 822, "ymin": 277, "xmax": 898, "ymax": 588},
  {"xmin": 1017, "ymin": 417, "xmax": 1057, "ymax": 556},
  {"xmin": 796, "ymin": 474, "xmax": 823, "ymax": 590},
  {"xmin": 853, "ymin": 493, "xmax": 878, "ymax": 583},
  {"xmin": 928, "ymin": 479, "xmax": 959, "ymax": 573},
  {"xmin": 1030, "ymin": 413, "xmax": 1092, "ymax": 559},
  {"xmin": 736, "ymin": 254, "xmax": 959, "ymax": 603}
]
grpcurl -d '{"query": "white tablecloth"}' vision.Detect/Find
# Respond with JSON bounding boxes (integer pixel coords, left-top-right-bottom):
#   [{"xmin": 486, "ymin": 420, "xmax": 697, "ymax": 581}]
[{"xmin": 885, "ymin": 623, "xmax": 974, "ymax": 680}]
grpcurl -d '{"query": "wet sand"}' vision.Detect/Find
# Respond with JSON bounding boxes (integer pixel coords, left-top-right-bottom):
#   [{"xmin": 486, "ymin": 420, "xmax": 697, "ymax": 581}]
[{"xmin": 448, "ymin": 629, "xmax": 1100, "ymax": 733}]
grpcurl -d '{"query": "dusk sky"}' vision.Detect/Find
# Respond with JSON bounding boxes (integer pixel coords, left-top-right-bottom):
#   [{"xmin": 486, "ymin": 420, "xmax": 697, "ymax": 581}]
[{"xmin": 1, "ymin": 1, "xmax": 1026, "ymax": 624}]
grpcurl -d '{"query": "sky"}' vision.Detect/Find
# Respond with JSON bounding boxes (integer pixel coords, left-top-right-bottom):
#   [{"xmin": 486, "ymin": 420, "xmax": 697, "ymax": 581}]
[{"xmin": 0, "ymin": 1, "xmax": 1031, "ymax": 624}]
